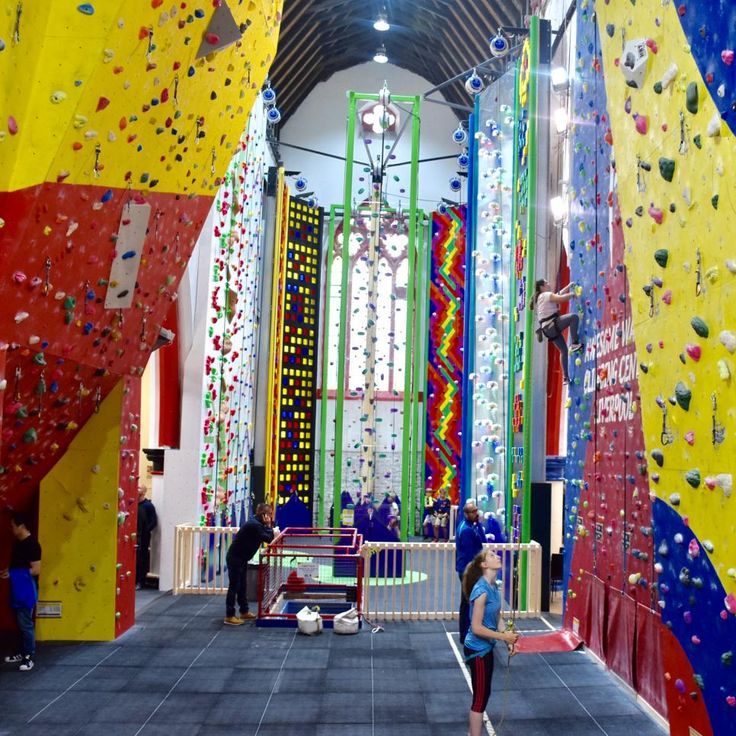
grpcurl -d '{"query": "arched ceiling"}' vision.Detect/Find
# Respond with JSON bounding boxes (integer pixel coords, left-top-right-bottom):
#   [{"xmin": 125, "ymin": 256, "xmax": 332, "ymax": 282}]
[{"xmin": 269, "ymin": 0, "xmax": 528, "ymax": 125}]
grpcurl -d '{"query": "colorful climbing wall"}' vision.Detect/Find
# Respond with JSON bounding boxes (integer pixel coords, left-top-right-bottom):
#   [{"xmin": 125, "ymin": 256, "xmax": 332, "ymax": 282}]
[
  {"xmin": 594, "ymin": 2, "xmax": 736, "ymax": 733},
  {"xmin": 425, "ymin": 206, "xmax": 466, "ymax": 505},
  {"xmin": 267, "ymin": 195, "xmax": 323, "ymax": 509},
  {"xmin": 198, "ymin": 95, "xmax": 269, "ymax": 527},
  {"xmin": 0, "ymin": 1, "xmax": 282, "ymax": 637},
  {"xmin": 469, "ymin": 71, "xmax": 516, "ymax": 525},
  {"xmin": 562, "ymin": 1, "xmax": 665, "ymax": 714}
]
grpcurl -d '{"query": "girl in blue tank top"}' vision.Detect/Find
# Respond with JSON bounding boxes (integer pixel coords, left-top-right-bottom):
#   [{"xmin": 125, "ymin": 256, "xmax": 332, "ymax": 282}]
[{"xmin": 462, "ymin": 549, "xmax": 520, "ymax": 736}]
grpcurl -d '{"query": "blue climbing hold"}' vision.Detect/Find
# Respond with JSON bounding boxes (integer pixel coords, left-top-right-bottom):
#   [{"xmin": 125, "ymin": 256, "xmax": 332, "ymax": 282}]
[
  {"xmin": 121, "ymin": 250, "xmax": 137, "ymax": 260},
  {"xmin": 77, "ymin": 4, "xmax": 94, "ymax": 15},
  {"xmin": 101, "ymin": 189, "xmax": 113, "ymax": 203}
]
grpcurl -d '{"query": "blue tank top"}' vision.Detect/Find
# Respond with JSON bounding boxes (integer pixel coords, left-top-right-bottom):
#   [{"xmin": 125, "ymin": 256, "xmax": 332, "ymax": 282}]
[{"xmin": 463, "ymin": 577, "xmax": 501, "ymax": 657}]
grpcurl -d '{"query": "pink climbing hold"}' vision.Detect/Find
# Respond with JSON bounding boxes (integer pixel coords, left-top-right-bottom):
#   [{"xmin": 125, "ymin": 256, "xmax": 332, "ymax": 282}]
[
  {"xmin": 727, "ymin": 695, "xmax": 736, "ymax": 707},
  {"xmin": 648, "ymin": 205, "xmax": 664, "ymax": 224},
  {"xmin": 12, "ymin": 271, "xmax": 27, "ymax": 284},
  {"xmin": 634, "ymin": 114, "xmax": 648, "ymax": 134},
  {"xmin": 8, "ymin": 115, "xmax": 18, "ymax": 135},
  {"xmin": 722, "ymin": 49, "xmax": 735, "ymax": 66},
  {"xmin": 645, "ymin": 38, "xmax": 658, "ymax": 54},
  {"xmin": 684, "ymin": 431, "xmax": 695, "ymax": 445},
  {"xmin": 662, "ymin": 290, "xmax": 672, "ymax": 304},
  {"xmin": 725, "ymin": 593, "xmax": 736, "ymax": 615},
  {"xmin": 688, "ymin": 539, "xmax": 700, "ymax": 558},
  {"xmin": 686, "ymin": 344, "xmax": 701, "ymax": 361}
]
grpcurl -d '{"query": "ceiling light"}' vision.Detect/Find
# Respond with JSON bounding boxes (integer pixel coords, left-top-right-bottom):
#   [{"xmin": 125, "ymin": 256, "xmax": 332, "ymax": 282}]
[
  {"xmin": 551, "ymin": 66, "xmax": 569, "ymax": 92},
  {"xmin": 553, "ymin": 106, "xmax": 569, "ymax": 134},
  {"xmin": 550, "ymin": 195, "xmax": 567, "ymax": 224},
  {"xmin": 373, "ymin": 13, "xmax": 390, "ymax": 32},
  {"xmin": 373, "ymin": 45, "xmax": 388, "ymax": 64}
]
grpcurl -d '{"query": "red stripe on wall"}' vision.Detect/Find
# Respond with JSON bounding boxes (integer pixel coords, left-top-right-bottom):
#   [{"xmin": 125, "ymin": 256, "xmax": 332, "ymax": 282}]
[{"xmin": 158, "ymin": 302, "xmax": 181, "ymax": 448}]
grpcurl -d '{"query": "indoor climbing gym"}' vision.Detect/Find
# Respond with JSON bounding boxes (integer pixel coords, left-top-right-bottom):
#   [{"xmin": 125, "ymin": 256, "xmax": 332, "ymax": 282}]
[{"xmin": 0, "ymin": 1, "xmax": 734, "ymax": 734}]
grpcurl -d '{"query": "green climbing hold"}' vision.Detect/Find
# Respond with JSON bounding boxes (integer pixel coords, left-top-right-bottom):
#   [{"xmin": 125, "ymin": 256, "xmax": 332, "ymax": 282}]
[
  {"xmin": 691, "ymin": 316, "xmax": 709, "ymax": 338},
  {"xmin": 711, "ymin": 194, "xmax": 719, "ymax": 210},
  {"xmin": 63, "ymin": 296, "xmax": 76, "ymax": 309},
  {"xmin": 654, "ymin": 249, "xmax": 668, "ymax": 267},
  {"xmin": 653, "ymin": 81, "xmax": 663, "ymax": 94},
  {"xmin": 651, "ymin": 449, "xmax": 664, "ymax": 467},
  {"xmin": 675, "ymin": 381, "xmax": 692, "ymax": 411},
  {"xmin": 685, "ymin": 469, "xmax": 701, "ymax": 488},
  {"xmin": 23, "ymin": 428, "xmax": 38, "ymax": 444},
  {"xmin": 32, "ymin": 352, "xmax": 46, "ymax": 366},
  {"xmin": 678, "ymin": 353, "xmax": 686, "ymax": 365},
  {"xmin": 693, "ymin": 674, "xmax": 704, "ymax": 690},
  {"xmin": 686, "ymin": 82, "xmax": 698, "ymax": 114},
  {"xmin": 658, "ymin": 157, "xmax": 675, "ymax": 182},
  {"xmin": 693, "ymin": 134, "xmax": 702, "ymax": 149}
]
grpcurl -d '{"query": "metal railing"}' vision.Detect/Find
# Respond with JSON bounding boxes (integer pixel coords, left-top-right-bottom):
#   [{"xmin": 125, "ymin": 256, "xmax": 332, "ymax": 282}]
[
  {"xmin": 174, "ymin": 525, "xmax": 542, "ymax": 621},
  {"xmin": 360, "ymin": 541, "xmax": 542, "ymax": 621}
]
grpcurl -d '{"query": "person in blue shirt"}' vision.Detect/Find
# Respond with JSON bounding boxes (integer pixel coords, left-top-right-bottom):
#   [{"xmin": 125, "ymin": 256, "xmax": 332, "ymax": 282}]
[
  {"xmin": 455, "ymin": 499, "xmax": 487, "ymax": 642},
  {"xmin": 462, "ymin": 549, "xmax": 520, "ymax": 736}
]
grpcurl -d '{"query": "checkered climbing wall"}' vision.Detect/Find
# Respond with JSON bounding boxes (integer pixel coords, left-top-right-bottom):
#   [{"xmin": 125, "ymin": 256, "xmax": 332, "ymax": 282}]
[{"xmin": 272, "ymin": 198, "xmax": 323, "ymax": 508}]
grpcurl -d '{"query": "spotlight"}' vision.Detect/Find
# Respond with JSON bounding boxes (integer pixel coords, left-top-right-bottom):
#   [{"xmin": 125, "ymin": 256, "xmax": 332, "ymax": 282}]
[
  {"xmin": 262, "ymin": 84, "xmax": 276, "ymax": 107},
  {"xmin": 373, "ymin": 12, "xmax": 389, "ymax": 32},
  {"xmin": 553, "ymin": 106, "xmax": 569, "ymax": 134},
  {"xmin": 451, "ymin": 125, "xmax": 468, "ymax": 145},
  {"xmin": 489, "ymin": 31, "xmax": 510, "ymax": 58},
  {"xmin": 449, "ymin": 176, "xmax": 462, "ymax": 192},
  {"xmin": 550, "ymin": 195, "xmax": 567, "ymax": 224},
  {"xmin": 465, "ymin": 69, "xmax": 484, "ymax": 95},
  {"xmin": 551, "ymin": 66, "xmax": 569, "ymax": 92},
  {"xmin": 294, "ymin": 176, "xmax": 308, "ymax": 192},
  {"xmin": 266, "ymin": 107, "xmax": 281, "ymax": 125},
  {"xmin": 373, "ymin": 45, "xmax": 388, "ymax": 64}
]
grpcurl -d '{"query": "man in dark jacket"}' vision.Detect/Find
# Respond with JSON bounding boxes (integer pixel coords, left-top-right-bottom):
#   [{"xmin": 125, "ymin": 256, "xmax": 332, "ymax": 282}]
[
  {"xmin": 224, "ymin": 503, "xmax": 275, "ymax": 625},
  {"xmin": 136, "ymin": 487, "xmax": 158, "ymax": 590},
  {"xmin": 455, "ymin": 499, "xmax": 487, "ymax": 643}
]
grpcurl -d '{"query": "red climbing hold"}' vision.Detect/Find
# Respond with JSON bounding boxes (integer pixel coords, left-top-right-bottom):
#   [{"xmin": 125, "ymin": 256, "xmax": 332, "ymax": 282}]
[
  {"xmin": 96, "ymin": 96, "xmax": 110, "ymax": 112},
  {"xmin": 678, "ymin": 4, "xmax": 686, "ymax": 17},
  {"xmin": 205, "ymin": 33, "xmax": 220, "ymax": 45},
  {"xmin": 8, "ymin": 115, "xmax": 18, "ymax": 135}
]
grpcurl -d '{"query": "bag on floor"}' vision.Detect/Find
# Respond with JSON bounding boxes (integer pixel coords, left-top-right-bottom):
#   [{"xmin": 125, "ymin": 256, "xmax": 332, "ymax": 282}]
[
  {"xmin": 333, "ymin": 607, "xmax": 360, "ymax": 635},
  {"xmin": 296, "ymin": 605, "xmax": 323, "ymax": 635}
]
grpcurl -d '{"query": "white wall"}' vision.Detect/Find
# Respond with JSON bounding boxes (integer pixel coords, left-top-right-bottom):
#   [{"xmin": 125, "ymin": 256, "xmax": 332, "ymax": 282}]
[{"xmin": 279, "ymin": 62, "xmax": 465, "ymax": 211}]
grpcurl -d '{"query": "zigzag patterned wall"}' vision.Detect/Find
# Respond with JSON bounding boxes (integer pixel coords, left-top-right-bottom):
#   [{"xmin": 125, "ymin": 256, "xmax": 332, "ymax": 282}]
[{"xmin": 425, "ymin": 206, "xmax": 466, "ymax": 505}]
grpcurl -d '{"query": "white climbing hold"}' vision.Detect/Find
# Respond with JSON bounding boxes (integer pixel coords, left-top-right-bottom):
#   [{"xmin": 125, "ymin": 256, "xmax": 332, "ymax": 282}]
[
  {"xmin": 720, "ymin": 330, "xmax": 736, "ymax": 353},
  {"xmin": 716, "ymin": 474, "xmax": 732, "ymax": 497},
  {"xmin": 50, "ymin": 90, "xmax": 67, "ymax": 104},
  {"xmin": 726, "ymin": 260, "xmax": 736, "ymax": 274},
  {"xmin": 717, "ymin": 84, "xmax": 725, "ymax": 98},
  {"xmin": 707, "ymin": 114, "xmax": 722, "ymax": 137},
  {"xmin": 0, "ymin": 379, "xmax": 6, "ymax": 391},
  {"xmin": 14, "ymin": 311, "xmax": 29, "ymax": 323},
  {"xmin": 682, "ymin": 186, "xmax": 692, "ymax": 207},
  {"xmin": 661, "ymin": 63, "xmax": 678, "ymax": 89},
  {"xmin": 717, "ymin": 359, "xmax": 732, "ymax": 380},
  {"xmin": 28, "ymin": 335, "xmax": 40, "ymax": 345}
]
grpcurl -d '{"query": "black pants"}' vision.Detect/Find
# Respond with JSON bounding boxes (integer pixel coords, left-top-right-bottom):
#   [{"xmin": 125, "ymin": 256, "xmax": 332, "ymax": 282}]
[
  {"xmin": 226, "ymin": 557, "xmax": 248, "ymax": 617},
  {"xmin": 465, "ymin": 646, "xmax": 495, "ymax": 713},
  {"xmin": 459, "ymin": 573, "xmax": 469, "ymax": 643},
  {"xmin": 549, "ymin": 313, "xmax": 579, "ymax": 382},
  {"xmin": 136, "ymin": 532, "xmax": 151, "ymax": 585}
]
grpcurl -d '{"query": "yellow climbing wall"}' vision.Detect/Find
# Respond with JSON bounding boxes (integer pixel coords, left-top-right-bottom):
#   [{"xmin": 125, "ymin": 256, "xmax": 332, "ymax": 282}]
[
  {"xmin": 597, "ymin": 0, "xmax": 735, "ymax": 598},
  {"xmin": 36, "ymin": 382, "xmax": 123, "ymax": 641},
  {"xmin": 0, "ymin": 0, "xmax": 282, "ymax": 194},
  {"xmin": 597, "ymin": 1, "xmax": 736, "ymax": 730}
]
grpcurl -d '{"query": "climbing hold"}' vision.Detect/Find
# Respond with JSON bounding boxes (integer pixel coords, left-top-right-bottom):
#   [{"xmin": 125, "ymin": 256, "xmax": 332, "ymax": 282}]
[
  {"xmin": 688, "ymin": 539, "xmax": 700, "ymax": 558},
  {"xmin": 50, "ymin": 91, "xmax": 67, "ymax": 104},
  {"xmin": 685, "ymin": 469, "xmax": 701, "ymax": 488},
  {"xmin": 669, "ymin": 493, "xmax": 680, "ymax": 506},
  {"xmin": 685, "ymin": 82, "xmax": 698, "ymax": 114},
  {"xmin": 711, "ymin": 194, "xmax": 719, "ymax": 210},
  {"xmin": 23, "ymin": 428, "xmax": 38, "ymax": 444},
  {"xmin": 658, "ymin": 158, "xmax": 675, "ymax": 182},
  {"xmin": 685, "ymin": 344, "xmax": 701, "ymax": 361},
  {"xmin": 635, "ymin": 115, "xmax": 648, "ymax": 134},
  {"xmin": 720, "ymin": 331, "xmax": 736, "ymax": 353},
  {"xmin": 8, "ymin": 116, "xmax": 18, "ymax": 135},
  {"xmin": 675, "ymin": 381, "xmax": 692, "ymax": 410},
  {"xmin": 691, "ymin": 317, "xmax": 709, "ymax": 338},
  {"xmin": 722, "ymin": 50, "xmax": 735, "ymax": 66},
  {"xmin": 684, "ymin": 431, "xmax": 695, "ymax": 445},
  {"xmin": 707, "ymin": 114, "xmax": 722, "ymax": 137},
  {"xmin": 77, "ymin": 3, "xmax": 94, "ymax": 14},
  {"xmin": 702, "ymin": 540, "xmax": 714, "ymax": 553},
  {"xmin": 661, "ymin": 63, "xmax": 678, "ymax": 89},
  {"xmin": 654, "ymin": 249, "xmax": 669, "ymax": 267},
  {"xmin": 651, "ymin": 449, "xmax": 664, "ymax": 467},
  {"xmin": 96, "ymin": 96, "xmax": 110, "ymax": 112}
]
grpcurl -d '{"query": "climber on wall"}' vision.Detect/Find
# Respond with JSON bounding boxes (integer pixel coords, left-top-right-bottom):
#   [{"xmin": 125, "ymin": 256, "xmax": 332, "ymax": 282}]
[{"xmin": 532, "ymin": 279, "xmax": 582, "ymax": 384}]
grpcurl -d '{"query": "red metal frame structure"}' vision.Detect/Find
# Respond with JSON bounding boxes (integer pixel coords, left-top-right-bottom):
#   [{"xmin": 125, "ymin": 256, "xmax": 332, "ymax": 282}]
[{"xmin": 257, "ymin": 527, "xmax": 364, "ymax": 627}]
